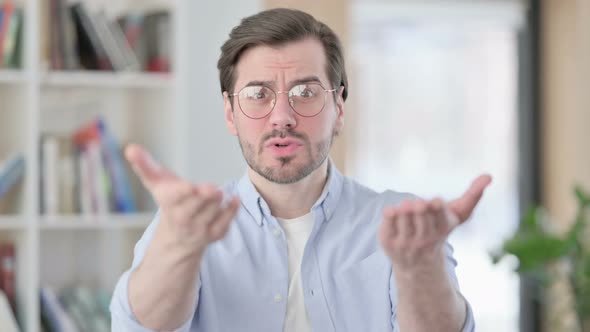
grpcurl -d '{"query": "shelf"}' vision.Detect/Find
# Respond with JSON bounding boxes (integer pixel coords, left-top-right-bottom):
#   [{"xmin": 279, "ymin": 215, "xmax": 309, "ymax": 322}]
[
  {"xmin": 0, "ymin": 70, "xmax": 26, "ymax": 84},
  {"xmin": 0, "ymin": 215, "xmax": 27, "ymax": 230},
  {"xmin": 41, "ymin": 71, "xmax": 174, "ymax": 89},
  {"xmin": 39, "ymin": 212, "xmax": 155, "ymax": 230}
]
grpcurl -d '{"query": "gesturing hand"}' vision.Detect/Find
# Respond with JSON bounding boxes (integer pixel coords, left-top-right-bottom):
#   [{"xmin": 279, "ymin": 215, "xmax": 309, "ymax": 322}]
[
  {"xmin": 378, "ymin": 175, "xmax": 492, "ymax": 270},
  {"xmin": 125, "ymin": 144, "xmax": 240, "ymax": 252}
]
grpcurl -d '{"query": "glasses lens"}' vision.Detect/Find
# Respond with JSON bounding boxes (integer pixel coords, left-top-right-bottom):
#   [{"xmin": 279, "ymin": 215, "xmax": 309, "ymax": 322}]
[
  {"xmin": 238, "ymin": 85, "xmax": 275, "ymax": 118},
  {"xmin": 289, "ymin": 83, "xmax": 325, "ymax": 116}
]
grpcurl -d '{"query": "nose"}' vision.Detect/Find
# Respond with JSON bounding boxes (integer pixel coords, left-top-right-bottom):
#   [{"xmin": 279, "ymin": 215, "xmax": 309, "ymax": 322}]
[{"xmin": 269, "ymin": 91, "xmax": 297, "ymax": 130}]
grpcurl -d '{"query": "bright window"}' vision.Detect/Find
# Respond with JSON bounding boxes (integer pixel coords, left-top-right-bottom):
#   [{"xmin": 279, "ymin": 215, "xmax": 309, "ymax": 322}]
[{"xmin": 349, "ymin": 2, "xmax": 525, "ymax": 331}]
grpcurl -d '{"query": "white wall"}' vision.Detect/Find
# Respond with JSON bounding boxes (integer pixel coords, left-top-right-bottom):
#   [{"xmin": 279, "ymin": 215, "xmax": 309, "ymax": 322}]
[{"xmin": 180, "ymin": 0, "xmax": 262, "ymax": 184}]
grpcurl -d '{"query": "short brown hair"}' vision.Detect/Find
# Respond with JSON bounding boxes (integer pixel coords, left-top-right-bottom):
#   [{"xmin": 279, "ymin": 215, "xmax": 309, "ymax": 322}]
[{"xmin": 217, "ymin": 8, "xmax": 348, "ymax": 102}]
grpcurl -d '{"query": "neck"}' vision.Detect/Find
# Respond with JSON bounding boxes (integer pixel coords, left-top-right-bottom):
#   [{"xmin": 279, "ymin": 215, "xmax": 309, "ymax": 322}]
[{"xmin": 248, "ymin": 159, "xmax": 330, "ymax": 219}]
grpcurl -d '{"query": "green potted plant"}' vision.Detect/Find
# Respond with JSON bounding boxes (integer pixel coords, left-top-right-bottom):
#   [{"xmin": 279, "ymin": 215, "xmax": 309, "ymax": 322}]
[{"xmin": 492, "ymin": 186, "xmax": 590, "ymax": 331}]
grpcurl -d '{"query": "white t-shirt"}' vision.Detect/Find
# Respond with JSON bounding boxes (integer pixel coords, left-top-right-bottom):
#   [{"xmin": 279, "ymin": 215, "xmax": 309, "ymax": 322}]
[{"xmin": 277, "ymin": 212, "xmax": 314, "ymax": 332}]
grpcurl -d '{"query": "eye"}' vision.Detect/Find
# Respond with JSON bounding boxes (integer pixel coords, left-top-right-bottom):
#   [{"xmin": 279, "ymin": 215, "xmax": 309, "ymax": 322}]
[
  {"xmin": 242, "ymin": 86, "xmax": 272, "ymax": 101},
  {"xmin": 253, "ymin": 90, "xmax": 266, "ymax": 99},
  {"xmin": 291, "ymin": 84, "xmax": 317, "ymax": 99}
]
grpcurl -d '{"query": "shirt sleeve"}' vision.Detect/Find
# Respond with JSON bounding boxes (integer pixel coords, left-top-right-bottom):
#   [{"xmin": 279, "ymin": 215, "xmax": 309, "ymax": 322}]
[
  {"xmin": 109, "ymin": 210, "xmax": 199, "ymax": 332},
  {"xmin": 389, "ymin": 242, "xmax": 475, "ymax": 332},
  {"xmin": 458, "ymin": 292, "xmax": 475, "ymax": 332}
]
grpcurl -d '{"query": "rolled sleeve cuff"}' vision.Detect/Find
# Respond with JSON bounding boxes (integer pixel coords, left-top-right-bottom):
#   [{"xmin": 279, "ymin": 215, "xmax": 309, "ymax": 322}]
[{"xmin": 109, "ymin": 269, "xmax": 194, "ymax": 332}]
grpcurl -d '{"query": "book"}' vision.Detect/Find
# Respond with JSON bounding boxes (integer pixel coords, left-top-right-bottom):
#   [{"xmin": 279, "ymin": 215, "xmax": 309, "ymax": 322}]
[
  {"xmin": 71, "ymin": 2, "xmax": 112, "ymax": 70},
  {"xmin": 0, "ymin": 154, "xmax": 25, "ymax": 200},
  {"xmin": 89, "ymin": 10, "xmax": 127, "ymax": 71},
  {"xmin": 107, "ymin": 18, "xmax": 140, "ymax": 71},
  {"xmin": 117, "ymin": 13, "xmax": 147, "ymax": 70},
  {"xmin": 76, "ymin": 149, "xmax": 92, "ymax": 216},
  {"xmin": 96, "ymin": 119, "xmax": 136, "ymax": 213},
  {"xmin": 59, "ymin": 0, "xmax": 80, "ymax": 70},
  {"xmin": 0, "ymin": 1, "xmax": 15, "ymax": 64},
  {"xmin": 49, "ymin": 0, "xmax": 63, "ymax": 70},
  {"xmin": 41, "ymin": 136, "xmax": 59, "ymax": 214},
  {"xmin": 2, "ymin": 7, "xmax": 22, "ymax": 68},
  {"xmin": 144, "ymin": 10, "xmax": 171, "ymax": 72},
  {"xmin": 40, "ymin": 135, "xmax": 76, "ymax": 215}
]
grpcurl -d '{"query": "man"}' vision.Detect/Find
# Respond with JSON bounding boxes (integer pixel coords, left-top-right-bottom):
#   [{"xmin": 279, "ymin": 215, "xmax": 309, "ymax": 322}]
[{"xmin": 110, "ymin": 8, "xmax": 490, "ymax": 332}]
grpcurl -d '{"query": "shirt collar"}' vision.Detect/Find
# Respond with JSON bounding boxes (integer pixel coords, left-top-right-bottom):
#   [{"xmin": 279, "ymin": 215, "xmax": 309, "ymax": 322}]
[{"xmin": 237, "ymin": 158, "xmax": 344, "ymax": 226}]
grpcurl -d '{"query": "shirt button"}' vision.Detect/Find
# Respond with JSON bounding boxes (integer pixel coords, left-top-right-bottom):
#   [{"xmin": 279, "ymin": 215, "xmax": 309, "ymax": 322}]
[
  {"xmin": 272, "ymin": 228, "xmax": 281, "ymax": 237},
  {"xmin": 274, "ymin": 293, "xmax": 283, "ymax": 302},
  {"xmin": 309, "ymin": 289, "xmax": 315, "ymax": 296}
]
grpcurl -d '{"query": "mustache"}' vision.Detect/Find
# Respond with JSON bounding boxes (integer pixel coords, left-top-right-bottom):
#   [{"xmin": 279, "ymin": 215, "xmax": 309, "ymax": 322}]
[{"xmin": 262, "ymin": 129, "xmax": 307, "ymax": 142}]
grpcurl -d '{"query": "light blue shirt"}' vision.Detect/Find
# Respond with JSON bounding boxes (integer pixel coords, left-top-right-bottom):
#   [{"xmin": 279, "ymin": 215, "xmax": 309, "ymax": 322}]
[{"xmin": 110, "ymin": 161, "xmax": 475, "ymax": 331}]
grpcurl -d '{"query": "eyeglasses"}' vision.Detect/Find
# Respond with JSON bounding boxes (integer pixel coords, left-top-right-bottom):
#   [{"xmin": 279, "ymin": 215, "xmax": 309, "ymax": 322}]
[{"xmin": 230, "ymin": 82, "xmax": 337, "ymax": 119}]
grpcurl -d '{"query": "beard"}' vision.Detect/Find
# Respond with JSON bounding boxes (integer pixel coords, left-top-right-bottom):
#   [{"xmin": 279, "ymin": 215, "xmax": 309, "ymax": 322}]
[{"xmin": 238, "ymin": 128, "xmax": 335, "ymax": 184}]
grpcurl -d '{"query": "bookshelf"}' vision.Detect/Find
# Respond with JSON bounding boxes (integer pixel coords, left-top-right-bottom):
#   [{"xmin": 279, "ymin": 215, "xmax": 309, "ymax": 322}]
[{"xmin": 0, "ymin": 0, "xmax": 190, "ymax": 331}]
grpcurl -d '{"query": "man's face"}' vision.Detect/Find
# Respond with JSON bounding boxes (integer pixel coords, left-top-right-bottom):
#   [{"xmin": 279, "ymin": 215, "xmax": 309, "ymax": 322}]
[{"xmin": 224, "ymin": 38, "xmax": 344, "ymax": 184}]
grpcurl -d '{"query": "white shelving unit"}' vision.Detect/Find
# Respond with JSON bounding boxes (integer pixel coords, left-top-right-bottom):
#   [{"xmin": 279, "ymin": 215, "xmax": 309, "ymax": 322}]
[
  {"xmin": 0, "ymin": 0, "xmax": 190, "ymax": 331},
  {"xmin": 39, "ymin": 213, "xmax": 153, "ymax": 230},
  {"xmin": 41, "ymin": 71, "xmax": 174, "ymax": 89}
]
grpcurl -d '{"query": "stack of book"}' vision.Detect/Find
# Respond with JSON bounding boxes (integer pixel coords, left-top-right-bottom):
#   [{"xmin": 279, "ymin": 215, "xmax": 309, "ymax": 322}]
[
  {"xmin": 47, "ymin": 0, "xmax": 171, "ymax": 72},
  {"xmin": 40, "ymin": 118, "xmax": 137, "ymax": 215}
]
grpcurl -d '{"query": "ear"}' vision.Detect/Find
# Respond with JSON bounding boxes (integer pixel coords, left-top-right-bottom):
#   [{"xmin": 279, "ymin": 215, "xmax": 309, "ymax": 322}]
[
  {"xmin": 224, "ymin": 92, "xmax": 238, "ymax": 136},
  {"xmin": 333, "ymin": 86, "xmax": 345, "ymax": 135}
]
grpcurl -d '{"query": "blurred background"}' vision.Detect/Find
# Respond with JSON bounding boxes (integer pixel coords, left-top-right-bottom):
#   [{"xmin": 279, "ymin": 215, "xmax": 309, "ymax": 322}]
[{"xmin": 0, "ymin": 0, "xmax": 587, "ymax": 331}]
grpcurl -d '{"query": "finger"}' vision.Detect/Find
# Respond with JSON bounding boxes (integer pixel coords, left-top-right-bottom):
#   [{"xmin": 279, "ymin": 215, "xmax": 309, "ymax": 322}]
[
  {"xmin": 430, "ymin": 197, "xmax": 450, "ymax": 235},
  {"xmin": 413, "ymin": 200, "xmax": 428, "ymax": 239},
  {"xmin": 396, "ymin": 201, "xmax": 415, "ymax": 238},
  {"xmin": 422, "ymin": 204, "xmax": 436, "ymax": 239},
  {"xmin": 208, "ymin": 197, "xmax": 240, "ymax": 241},
  {"xmin": 449, "ymin": 174, "xmax": 492, "ymax": 222},
  {"xmin": 125, "ymin": 143, "xmax": 176, "ymax": 190},
  {"xmin": 380, "ymin": 207, "xmax": 398, "ymax": 240}
]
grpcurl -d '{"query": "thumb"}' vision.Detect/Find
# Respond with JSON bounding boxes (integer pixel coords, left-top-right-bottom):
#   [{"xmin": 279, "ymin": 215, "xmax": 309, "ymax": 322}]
[
  {"xmin": 125, "ymin": 143, "xmax": 175, "ymax": 189},
  {"xmin": 449, "ymin": 174, "xmax": 492, "ymax": 223}
]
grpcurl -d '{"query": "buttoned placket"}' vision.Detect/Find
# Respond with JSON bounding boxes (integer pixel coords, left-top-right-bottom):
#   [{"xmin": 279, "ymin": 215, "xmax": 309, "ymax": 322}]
[
  {"xmin": 258, "ymin": 200, "xmax": 290, "ymax": 319},
  {"xmin": 299, "ymin": 203, "xmax": 336, "ymax": 332}
]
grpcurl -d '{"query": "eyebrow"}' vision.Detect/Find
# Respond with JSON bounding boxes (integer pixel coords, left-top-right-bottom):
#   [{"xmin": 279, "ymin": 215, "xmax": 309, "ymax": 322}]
[
  {"xmin": 289, "ymin": 76, "xmax": 322, "ymax": 86},
  {"xmin": 243, "ymin": 76, "xmax": 323, "ymax": 89}
]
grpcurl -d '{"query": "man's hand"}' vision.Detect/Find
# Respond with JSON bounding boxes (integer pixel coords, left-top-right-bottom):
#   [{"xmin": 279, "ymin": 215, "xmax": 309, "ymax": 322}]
[
  {"xmin": 126, "ymin": 143, "xmax": 241, "ymax": 330},
  {"xmin": 126, "ymin": 143, "xmax": 240, "ymax": 253},
  {"xmin": 379, "ymin": 175, "xmax": 491, "ymax": 332},
  {"xmin": 378, "ymin": 174, "xmax": 492, "ymax": 270}
]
